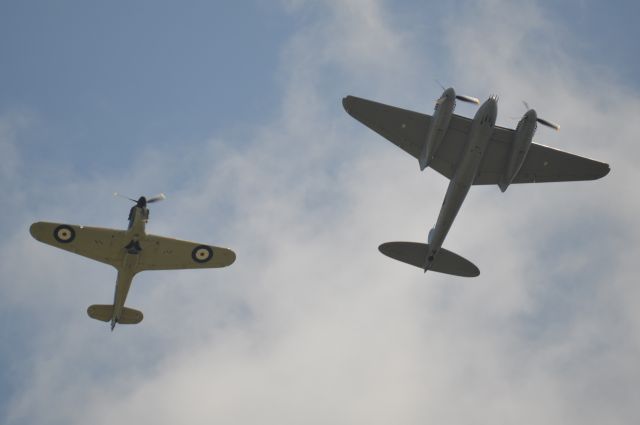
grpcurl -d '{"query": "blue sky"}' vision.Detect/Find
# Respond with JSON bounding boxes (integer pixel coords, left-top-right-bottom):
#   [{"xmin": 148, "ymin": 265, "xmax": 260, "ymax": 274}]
[
  {"xmin": 1, "ymin": 1, "xmax": 639, "ymax": 424},
  {"xmin": 2, "ymin": 0, "xmax": 638, "ymax": 177},
  {"xmin": 0, "ymin": 1, "xmax": 293, "ymax": 174}
]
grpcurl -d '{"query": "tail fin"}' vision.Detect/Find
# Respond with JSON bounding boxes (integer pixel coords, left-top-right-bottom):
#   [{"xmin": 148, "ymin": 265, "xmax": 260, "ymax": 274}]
[
  {"xmin": 379, "ymin": 242, "xmax": 479, "ymax": 277},
  {"xmin": 87, "ymin": 305, "xmax": 144, "ymax": 324}
]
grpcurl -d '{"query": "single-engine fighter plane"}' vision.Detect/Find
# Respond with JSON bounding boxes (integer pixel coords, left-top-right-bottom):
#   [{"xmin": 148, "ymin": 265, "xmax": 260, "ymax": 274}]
[
  {"xmin": 30, "ymin": 194, "xmax": 236, "ymax": 329},
  {"xmin": 343, "ymin": 88, "xmax": 610, "ymax": 277}
]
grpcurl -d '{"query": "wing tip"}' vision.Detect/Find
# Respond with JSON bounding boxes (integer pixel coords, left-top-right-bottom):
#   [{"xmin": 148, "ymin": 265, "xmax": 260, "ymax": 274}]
[
  {"xmin": 29, "ymin": 222, "xmax": 45, "ymax": 241},
  {"xmin": 227, "ymin": 249, "xmax": 237, "ymax": 266},
  {"xmin": 214, "ymin": 247, "xmax": 236, "ymax": 268},
  {"xmin": 342, "ymin": 95, "xmax": 353, "ymax": 113},
  {"xmin": 587, "ymin": 161, "xmax": 611, "ymax": 181}
]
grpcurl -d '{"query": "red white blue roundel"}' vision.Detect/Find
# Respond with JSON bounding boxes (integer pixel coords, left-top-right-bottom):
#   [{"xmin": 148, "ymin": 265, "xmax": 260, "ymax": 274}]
[
  {"xmin": 53, "ymin": 225, "xmax": 76, "ymax": 243},
  {"xmin": 192, "ymin": 245, "xmax": 213, "ymax": 263}
]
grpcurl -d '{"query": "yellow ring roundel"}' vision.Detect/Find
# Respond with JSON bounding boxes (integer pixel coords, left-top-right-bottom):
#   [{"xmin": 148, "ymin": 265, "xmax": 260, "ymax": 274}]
[
  {"xmin": 191, "ymin": 245, "xmax": 213, "ymax": 263},
  {"xmin": 53, "ymin": 225, "xmax": 76, "ymax": 243}
]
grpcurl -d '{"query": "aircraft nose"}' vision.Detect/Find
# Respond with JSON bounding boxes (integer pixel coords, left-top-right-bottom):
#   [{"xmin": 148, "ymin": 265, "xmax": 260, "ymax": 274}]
[
  {"xmin": 443, "ymin": 87, "xmax": 455, "ymax": 98},
  {"xmin": 525, "ymin": 109, "xmax": 537, "ymax": 121},
  {"xmin": 486, "ymin": 96, "xmax": 498, "ymax": 114}
]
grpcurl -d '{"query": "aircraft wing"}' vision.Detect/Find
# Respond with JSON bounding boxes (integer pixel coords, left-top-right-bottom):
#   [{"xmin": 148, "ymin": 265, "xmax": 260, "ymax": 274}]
[
  {"xmin": 137, "ymin": 234, "xmax": 236, "ymax": 271},
  {"xmin": 342, "ymin": 95, "xmax": 431, "ymax": 158},
  {"xmin": 30, "ymin": 222, "xmax": 127, "ymax": 267},
  {"xmin": 343, "ymin": 95, "xmax": 609, "ymax": 184},
  {"xmin": 473, "ymin": 126, "xmax": 611, "ymax": 184},
  {"xmin": 342, "ymin": 95, "xmax": 472, "ymax": 179}
]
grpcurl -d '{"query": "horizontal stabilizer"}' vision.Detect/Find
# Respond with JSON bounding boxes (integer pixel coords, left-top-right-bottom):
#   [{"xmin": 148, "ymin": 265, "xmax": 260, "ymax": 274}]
[
  {"xmin": 379, "ymin": 242, "xmax": 479, "ymax": 277},
  {"xmin": 87, "ymin": 305, "xmax": 143, "ymax": 324},
  {"xmin": 119, "ymin": 307, "xmax": 144, "ymax": 324},
  {"xmin": 87, "ymin": 304, "xmax": 113, "ymax": 322}
]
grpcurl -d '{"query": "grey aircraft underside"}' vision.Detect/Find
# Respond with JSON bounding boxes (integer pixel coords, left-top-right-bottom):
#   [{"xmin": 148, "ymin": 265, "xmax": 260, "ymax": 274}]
[
  {"xmin": 343, "ymin": 88, "xmax": 610, "ymax": 277},
  {"xmin": 30, "ymin": 194, "xmax": 236, "ymax": 330}
]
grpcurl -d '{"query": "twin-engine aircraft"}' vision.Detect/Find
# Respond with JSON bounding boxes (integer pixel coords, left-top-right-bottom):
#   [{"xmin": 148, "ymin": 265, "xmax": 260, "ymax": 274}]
[
  {"xmin": 343, "ymin": 88, "xmax": 610, "ymax": 277},
  {"xmin": 30, "ymin": 194, "xmax": 236, "ymax": 330}
]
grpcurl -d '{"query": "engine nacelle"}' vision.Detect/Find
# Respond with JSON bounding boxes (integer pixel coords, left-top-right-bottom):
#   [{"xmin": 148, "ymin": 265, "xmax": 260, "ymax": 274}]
[
  {"xmin": 499, "ymin": 109, "xmax": 537, "ymax": 192},
  {"xmin": 419, "ymin": 89, "xmax": 456, "ymax": 170}
]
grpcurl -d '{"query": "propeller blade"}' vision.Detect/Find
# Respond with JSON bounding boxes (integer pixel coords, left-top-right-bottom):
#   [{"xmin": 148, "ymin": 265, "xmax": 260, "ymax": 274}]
[
  {"xmin": 522, "ymin": 100, "xmax": 560, "ymax": 131},
  {"xmin": 113, "ymin": 192, "xmax": 136, "ymax": 203},
  {"xmin": 146, "ymin": 193, "xmax": 166, "ymax": 203},
  {"xmin": 456, "ymin": 94, "xmax": 480, "ymax": 105},
  {"xmin": 537, "ymin": 118, "xmax": 560, "ymax": 131},
  {"xmin": 435, "ymin": 79, "xmax": 445, "ymax": 90}
]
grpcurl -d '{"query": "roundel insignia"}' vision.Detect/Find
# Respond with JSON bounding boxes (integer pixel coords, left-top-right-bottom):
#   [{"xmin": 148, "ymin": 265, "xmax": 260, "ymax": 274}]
[
  {"xmin": 192, "ymin": 245, "xmax": 213, "ymax": 263},
  {"xmin": 53, "ymin": 225, "xmax": 76, "ymax": 243}
]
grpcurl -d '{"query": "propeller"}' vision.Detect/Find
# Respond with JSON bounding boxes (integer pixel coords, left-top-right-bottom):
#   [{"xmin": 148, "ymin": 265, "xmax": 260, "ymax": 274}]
[
  {"xmin": 523, "ymin": 101, "xmax": 560, "ymax": 131},
  {"xmin": 456, "ymin": 94, "xmax": 480, "ymax": 105},
  {"xmin": 146, "ymin": 193, "xmax": 166, "ymax": 203},
  {"xmin": 435, "ymin": 80, "xmax": 480, "ymax": 105},
  {"xmin": 113, "ymin": 192, "xmax": 136, "ymax": 202},
  {"xmin": 113, "ymin": 192, "xmax": 166, "ymax": 204}
]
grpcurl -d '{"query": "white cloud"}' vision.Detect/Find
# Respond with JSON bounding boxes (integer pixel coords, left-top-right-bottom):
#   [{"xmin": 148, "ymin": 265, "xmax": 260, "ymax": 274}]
[{"xmin": 3, "ymin": 0, "xmax": 640, "ymax": 424}]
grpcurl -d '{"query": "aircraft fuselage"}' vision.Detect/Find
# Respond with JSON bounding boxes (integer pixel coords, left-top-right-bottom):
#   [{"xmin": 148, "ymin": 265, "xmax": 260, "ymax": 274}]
[
  {"xmin": 425, "ymin": 96, "xmax": 497, "ymax": 271},
  {"xmin": 111, "ymin": 205, "xmax": 148, "ymax": 329}
]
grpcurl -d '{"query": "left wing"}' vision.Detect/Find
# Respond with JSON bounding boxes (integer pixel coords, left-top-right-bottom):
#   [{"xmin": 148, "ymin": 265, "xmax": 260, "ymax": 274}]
[
  {"xmin": 137, "ymin": 234, "xmax": 236, "ymax": 271},
  {"xmin": 30, "ymin": 222, "xmax": 127, "ymax": 267}
]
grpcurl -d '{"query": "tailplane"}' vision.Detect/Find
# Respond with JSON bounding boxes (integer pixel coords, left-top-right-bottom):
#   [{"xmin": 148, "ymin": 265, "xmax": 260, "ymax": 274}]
[
  {"xmin": 87, "ymin": 305, "xmax": 144, "ymax": 325},
  {"xmin": 87, "ymin": 304, "xmax": 113, "ymax": 322},
  {"xmin": 379, "ymin": 242, "xmax": 479, "ymax": 277}
]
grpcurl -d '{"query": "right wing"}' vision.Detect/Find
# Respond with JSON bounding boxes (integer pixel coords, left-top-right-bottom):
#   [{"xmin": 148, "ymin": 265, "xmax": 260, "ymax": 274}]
[
  {"xmin": 136, "ymin": 234, "xmax": 236, "ymax": 271},
  {"xmin": 342, "ymin": 95, "xmax": 431, "ymax": 158},
  {"xmin": 30, "ymin": 222, "xmax": 127, "ymax": 267},
  {"xmin": 342, "ymin": 95, "xmax": 468, "ymax": 180}
]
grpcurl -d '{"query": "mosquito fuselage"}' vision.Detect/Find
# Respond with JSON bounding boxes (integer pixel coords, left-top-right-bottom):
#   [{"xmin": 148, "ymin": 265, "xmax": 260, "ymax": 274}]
[{"xmin": 424, "ymin": 96, "xmax": 498, "ymax": 272}]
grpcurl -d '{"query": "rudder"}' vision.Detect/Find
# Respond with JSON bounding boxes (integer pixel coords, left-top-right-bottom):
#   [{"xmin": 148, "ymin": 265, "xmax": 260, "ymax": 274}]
[{"xmin": 379, "ymin": 242, "xmax": 480, "ymax": 277}]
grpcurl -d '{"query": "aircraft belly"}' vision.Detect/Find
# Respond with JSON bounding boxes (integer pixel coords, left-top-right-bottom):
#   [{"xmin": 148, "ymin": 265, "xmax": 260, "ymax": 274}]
[
  {"xmin": 430, "ymin": 122, "xmax": 493, "ymax": 253},
  {"xmin": 456, "ymin": 127, "xmax": 493, "ymax": 185},
  {"xmin": 113, "ymin": 265, "xmax": 136, "ymax": 322},
  {"xmin": 121, "ymin": 251, "xmax": 140, "ymax": 270}
]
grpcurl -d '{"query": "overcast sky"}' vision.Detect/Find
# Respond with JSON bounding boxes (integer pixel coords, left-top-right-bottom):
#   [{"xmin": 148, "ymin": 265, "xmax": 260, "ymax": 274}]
[{"xmin": 1, "ymin": 1, "xmax": 639, "ymax": 424}]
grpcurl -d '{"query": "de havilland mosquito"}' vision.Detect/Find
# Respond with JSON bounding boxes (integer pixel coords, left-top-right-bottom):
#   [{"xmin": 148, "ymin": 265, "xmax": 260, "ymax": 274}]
[
  {"xmin": 30, "ymin": 194, "xmax": 236, "ymax": 329},
  {"xmin": 343, "ymin": 88, "xmax": 609, "ymax": 277}
]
